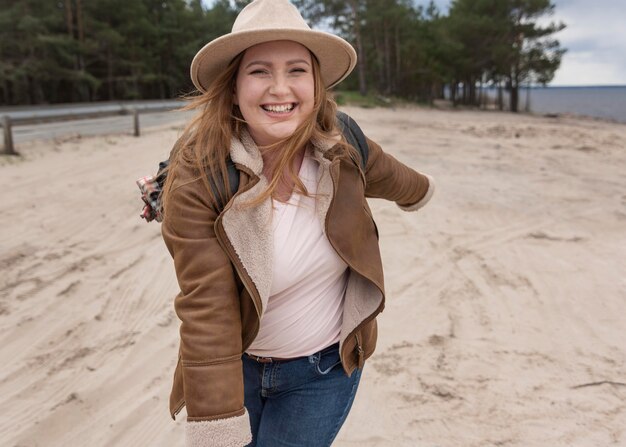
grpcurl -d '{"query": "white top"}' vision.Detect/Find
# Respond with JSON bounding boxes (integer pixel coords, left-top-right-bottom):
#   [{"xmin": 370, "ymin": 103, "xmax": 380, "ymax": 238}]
[{"xmin": 246, "ymin": 151, "xmax": 348, "ymax": 358}]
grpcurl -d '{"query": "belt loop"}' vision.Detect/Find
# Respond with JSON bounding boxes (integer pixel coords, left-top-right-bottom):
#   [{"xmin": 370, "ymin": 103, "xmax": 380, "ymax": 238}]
[{"xmin": 249, "ymin": 354, "xmax": 273, "ymax": 363}]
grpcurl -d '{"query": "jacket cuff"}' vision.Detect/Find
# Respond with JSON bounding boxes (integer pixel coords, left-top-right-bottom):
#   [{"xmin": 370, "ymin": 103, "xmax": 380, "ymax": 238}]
[
  {"xmin": 186, "ymin": 409, "xmax": 252, "ymax": 447},
  {"xmin": 397, "ymin": 174, "xmax": 435, "ymax": 212}
]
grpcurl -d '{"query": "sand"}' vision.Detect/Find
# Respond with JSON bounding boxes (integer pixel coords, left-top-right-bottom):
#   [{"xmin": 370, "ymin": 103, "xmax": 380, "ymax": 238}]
[{"xmin": 1, "ymin": 106, "xmax": 625, "ymax": 447}]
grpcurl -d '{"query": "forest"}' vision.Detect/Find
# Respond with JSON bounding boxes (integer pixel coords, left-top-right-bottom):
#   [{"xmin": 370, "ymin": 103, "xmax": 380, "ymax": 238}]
[{"xmin": 0, "ymin": 0, "xmax": 565, "ymax": 112}]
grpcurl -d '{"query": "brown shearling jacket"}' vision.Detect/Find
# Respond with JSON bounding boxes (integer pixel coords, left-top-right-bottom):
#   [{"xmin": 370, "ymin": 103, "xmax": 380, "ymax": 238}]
[{"xmin": 161, "ymin": 130, "xmax": 434, "ymax": 446}]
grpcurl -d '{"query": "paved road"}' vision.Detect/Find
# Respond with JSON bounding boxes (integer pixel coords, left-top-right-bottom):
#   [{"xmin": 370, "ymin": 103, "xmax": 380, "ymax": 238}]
[
  {"xmin": 11, "ymin": 110, "xmax": 194, "ymax": 145},
  {"xmin": 0, "ymin": 100, "xmax": 182, "ymax": 122}
]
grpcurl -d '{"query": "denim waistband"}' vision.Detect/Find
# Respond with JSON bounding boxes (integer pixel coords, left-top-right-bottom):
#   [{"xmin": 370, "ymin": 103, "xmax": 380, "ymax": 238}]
[{"xmin": 245, "ymin": 342, "xmax": 340, "ymax": 363}]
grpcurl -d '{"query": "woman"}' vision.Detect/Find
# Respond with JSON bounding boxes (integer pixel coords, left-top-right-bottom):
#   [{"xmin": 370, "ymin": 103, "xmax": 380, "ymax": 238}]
[{"xmin": 160, "ymin": 1, "xmax": 434, "ymax": 446}]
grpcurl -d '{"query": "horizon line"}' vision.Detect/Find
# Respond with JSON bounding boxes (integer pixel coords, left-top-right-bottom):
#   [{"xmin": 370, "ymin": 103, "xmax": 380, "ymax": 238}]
[
  {"xmin": 545, "ymin": 83, "xmax": 626, "ymax": 88},
  {"xmin": 512, "ymin": 84, "xmax": 626, "ymax": 88}
]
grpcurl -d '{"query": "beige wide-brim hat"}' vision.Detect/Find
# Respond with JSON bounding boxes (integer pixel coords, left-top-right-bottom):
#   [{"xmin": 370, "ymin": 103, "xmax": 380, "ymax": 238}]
[{"xmin": 190, "ymin": 0, "xmax": 357, "ymax": 93}]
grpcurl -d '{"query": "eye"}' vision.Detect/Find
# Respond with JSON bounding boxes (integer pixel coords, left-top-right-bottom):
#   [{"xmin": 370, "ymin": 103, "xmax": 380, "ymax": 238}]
[
  {"xmin": 250, "ymin": 69, "xmax": 268, "ymax": 75},
  {"xmin": 290, "ymin": 68, "xmax": 307, "ymax": 73}
]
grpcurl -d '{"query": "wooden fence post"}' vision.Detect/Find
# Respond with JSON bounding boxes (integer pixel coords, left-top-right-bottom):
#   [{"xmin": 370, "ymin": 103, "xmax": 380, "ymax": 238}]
[
  {"xmin": 133, "ymin": 108, "xmax": 140, "ymax": 137},
  {"xmin": 1, "ymin": 115, "xmax": 18, "ymax": 155}
]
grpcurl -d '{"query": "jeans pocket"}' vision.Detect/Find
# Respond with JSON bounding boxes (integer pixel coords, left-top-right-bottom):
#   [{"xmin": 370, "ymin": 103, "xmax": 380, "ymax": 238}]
[{"xmin": 314, "ymin": 348, "xmax": 342, "ymax": 376}]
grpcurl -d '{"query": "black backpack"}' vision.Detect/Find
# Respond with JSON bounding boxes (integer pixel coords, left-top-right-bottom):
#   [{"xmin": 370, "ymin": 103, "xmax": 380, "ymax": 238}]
[{"xmin": 140, "ymin": 111, "xmax": 368, "ymax": 218}]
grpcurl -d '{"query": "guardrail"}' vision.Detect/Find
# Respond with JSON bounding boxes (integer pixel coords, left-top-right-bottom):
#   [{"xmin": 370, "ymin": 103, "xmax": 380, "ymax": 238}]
[{"xmin": 0, "ymin": 100, "xmax": 184, "ymax": 155}]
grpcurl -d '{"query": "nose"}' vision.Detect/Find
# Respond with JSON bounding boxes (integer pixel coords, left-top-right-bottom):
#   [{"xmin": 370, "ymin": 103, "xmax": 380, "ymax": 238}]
[{"xmin": 269, "ymin": 73, "xmax": 290, "ymax": 97}]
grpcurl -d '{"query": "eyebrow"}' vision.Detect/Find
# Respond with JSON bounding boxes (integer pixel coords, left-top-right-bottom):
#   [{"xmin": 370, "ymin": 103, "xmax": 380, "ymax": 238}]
[{"xmin": 244, "ymin": 59, "xmax": 311, "ymax": 69}]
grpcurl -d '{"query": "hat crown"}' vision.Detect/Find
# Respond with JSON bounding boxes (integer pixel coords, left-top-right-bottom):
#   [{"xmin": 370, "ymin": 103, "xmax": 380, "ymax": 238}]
[
  {"xmin": 190, "ymin": 0, "xmax": 356, "ymax": 92},
  {"xmin": 233, "ymin": 0, "xmax": 311, "ymax": 33}
]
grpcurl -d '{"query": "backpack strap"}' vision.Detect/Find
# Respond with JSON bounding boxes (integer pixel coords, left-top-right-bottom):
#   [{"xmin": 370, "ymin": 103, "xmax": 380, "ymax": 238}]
[
  {"xmin": 213, "ymin": 157, "xmax": 239, "ymax": 211},
  {"xmin": 336, "ymin": 110, "xmax": 369, "ymax": 170}
]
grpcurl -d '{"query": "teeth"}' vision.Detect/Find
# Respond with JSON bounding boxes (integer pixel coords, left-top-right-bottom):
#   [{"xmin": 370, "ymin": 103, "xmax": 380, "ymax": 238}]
[{"xmin": 263, "ymin": 104, "xmax": 294, "ymax": 113}]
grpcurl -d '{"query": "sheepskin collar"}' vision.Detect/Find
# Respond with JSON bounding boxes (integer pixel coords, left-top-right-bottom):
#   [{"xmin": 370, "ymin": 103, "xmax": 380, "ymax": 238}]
[
  {"xmin": 229, "ymin": 130, "xmax": 264, "ymax": 176},
  {"xmin": 229, "ymin": 128, "xmax": 339, "ymax": 175}
]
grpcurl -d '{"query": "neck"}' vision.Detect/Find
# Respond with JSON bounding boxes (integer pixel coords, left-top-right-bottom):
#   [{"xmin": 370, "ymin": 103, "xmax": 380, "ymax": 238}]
[
  {"xmin": 261, "ymin": 144, "xmax": 306, "ymax": 181},
  {"xmin": 261, "ymin": 145, "xmax": 307, "ymax": 201}
]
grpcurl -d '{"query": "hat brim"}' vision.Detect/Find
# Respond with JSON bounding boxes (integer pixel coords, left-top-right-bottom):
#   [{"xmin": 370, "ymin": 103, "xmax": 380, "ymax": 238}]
[{"xmin": 190, "ymin": 29, "xmax": 357, "ymax": 92}]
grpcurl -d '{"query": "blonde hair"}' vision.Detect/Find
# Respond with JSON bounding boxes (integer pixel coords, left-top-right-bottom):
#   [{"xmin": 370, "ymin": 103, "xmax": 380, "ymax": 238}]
[{"xmin": 162, "ymin": 48, "xmax": 356, "ymax": 213}]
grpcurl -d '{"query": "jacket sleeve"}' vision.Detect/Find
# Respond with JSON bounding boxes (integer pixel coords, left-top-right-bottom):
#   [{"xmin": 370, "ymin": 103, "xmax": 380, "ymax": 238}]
[
  {"xmin": 161, "ymin": 179, "xmax": 252, "ymax": 447},
  {"xmin": 363, "ymin": 137, "xmax": 435, "ymax": 211}
]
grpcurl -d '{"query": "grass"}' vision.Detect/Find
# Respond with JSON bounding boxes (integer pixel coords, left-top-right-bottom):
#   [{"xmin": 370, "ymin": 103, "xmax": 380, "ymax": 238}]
[
  {"xmin": 333, "ymin": 90, "xmax": 394, "ymax": 108},
  {"xmin": 333, "ymin": 90, "xmax": 434, "ymax": 109}
]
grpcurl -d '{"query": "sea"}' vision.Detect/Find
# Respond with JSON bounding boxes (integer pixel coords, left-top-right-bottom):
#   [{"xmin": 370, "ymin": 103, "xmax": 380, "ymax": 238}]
[{"xmin": 486, "ymin": 86, "xmax": 626, "ymax": 124}]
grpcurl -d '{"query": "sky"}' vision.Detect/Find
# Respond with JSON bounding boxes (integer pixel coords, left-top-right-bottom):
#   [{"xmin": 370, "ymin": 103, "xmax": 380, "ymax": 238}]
[
  {"xmin": 417, "ymin": 0, "xmax": 626, "ymax": 86},
  {"xmin": 203, "ymin": 0, "xmax": 626, "ymax": 86},
  {"xmin": 546, "ymin": 0, "xmax": 626, "ymax": 86}
]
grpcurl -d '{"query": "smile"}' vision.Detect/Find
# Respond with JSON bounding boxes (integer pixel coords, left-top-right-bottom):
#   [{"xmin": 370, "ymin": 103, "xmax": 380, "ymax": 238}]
[{"xmin": 261, "ymin": 103, "xmax": 297, "ymax": 114}]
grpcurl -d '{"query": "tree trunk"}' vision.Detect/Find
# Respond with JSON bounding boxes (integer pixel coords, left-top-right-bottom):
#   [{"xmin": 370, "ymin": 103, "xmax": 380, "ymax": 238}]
[
  {"xmin": 498, "ymin": 80, "xmax": 504, "ymax": 111},
  {"xmin": 384, "ymin": 20, "xmax": 392, "ymax": 95},
  {"xmin": 26, "ymin": 58, "xmax": 34, "ymax": 104},
  {"xmin": 107, "ymin": 48, "xmax": 114, "ymax": 100},
  {"xmin": 76, "ymin": 0, "xmax": 84, "ymax": 41},
  {"xmin": 28, "ymin": 76, "xmax": 44, "ymax": 105},
  {"xmin": 159, "ymin": 74, "xmax": 165, "ymax": 99},
  {"xmin": 509, "ymin": 35, "xmax": 522, "ymax": 112},
  {"xmin": 76, "ymin": 0, "xmax": 85, "ymax": 70},
  {"xmin": 461, "ymin": 82, "xmax": 466, "ymax": 104},
  {"xmin": 509, "ymin": 65, "xmax": 520, "ymax": 112},
  {"xmin": 429, "ymin": 82, "xmax": 437, "ymax": 105},
  {"xmin": 11, "ymin": 80, "xmax": 18, "ymax": 105},
  {"xmin": 348, "ymin": 0, "xmax": 367, "ymax": 96},
  {"xmin": 64, "ymin": 0, "xmax": 74, "ymax": 37},
  {"xmin": 450, "ymin": 81, "xmax": 457, "ymax": 105},
  {"xmin": 1, "ymin": 79, "xmax": 8, "ymax": 105},
  {"xmin": 63, "ymin": 0, "xmax": 78, "ymax": 102},
  {"xmin": 510, "ymin": 83, "xmax": 519, "ymax": 112},
  {"xmin": 373, "ymin": 24, "xmax": 385, "ymax": 92},
  {"xmin": 395, "ymin": 24, "xmax": 401, "ymax": 94},
  {"xmin": 468, "ymin": 77, "xmax": 476, "ymax": 105}
]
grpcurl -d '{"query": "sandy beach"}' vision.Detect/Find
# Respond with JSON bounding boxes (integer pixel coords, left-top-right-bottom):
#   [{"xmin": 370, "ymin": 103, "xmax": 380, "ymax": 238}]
[{"xmin": 1, "ymin": 105, "xmax": 625, "ymax": 447}]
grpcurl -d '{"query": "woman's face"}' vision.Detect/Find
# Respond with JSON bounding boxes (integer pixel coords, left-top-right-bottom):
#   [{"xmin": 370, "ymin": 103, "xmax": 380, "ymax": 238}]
[{"xmin": 234, "ymin": 40, "xmax": 315, "ymax": 147}]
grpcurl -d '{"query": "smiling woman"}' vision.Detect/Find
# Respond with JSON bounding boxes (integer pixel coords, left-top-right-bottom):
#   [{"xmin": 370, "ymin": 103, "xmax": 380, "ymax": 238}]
[{"xmin": 155, "ymin": 1, "xmax": 435, "ymax": 446}]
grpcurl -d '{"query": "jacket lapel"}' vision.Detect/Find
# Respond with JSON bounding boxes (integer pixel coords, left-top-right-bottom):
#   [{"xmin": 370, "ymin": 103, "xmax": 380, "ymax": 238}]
[{"xmin": 221, "ymin": 131, "xmax": 273, "ymax": 317}]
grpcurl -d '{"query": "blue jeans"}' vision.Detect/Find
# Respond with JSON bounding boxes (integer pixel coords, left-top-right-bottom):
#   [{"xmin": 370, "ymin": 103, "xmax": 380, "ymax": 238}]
[{"xmin": 242, "ymin": 342, "xmax": 363, "ymax": 446}]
